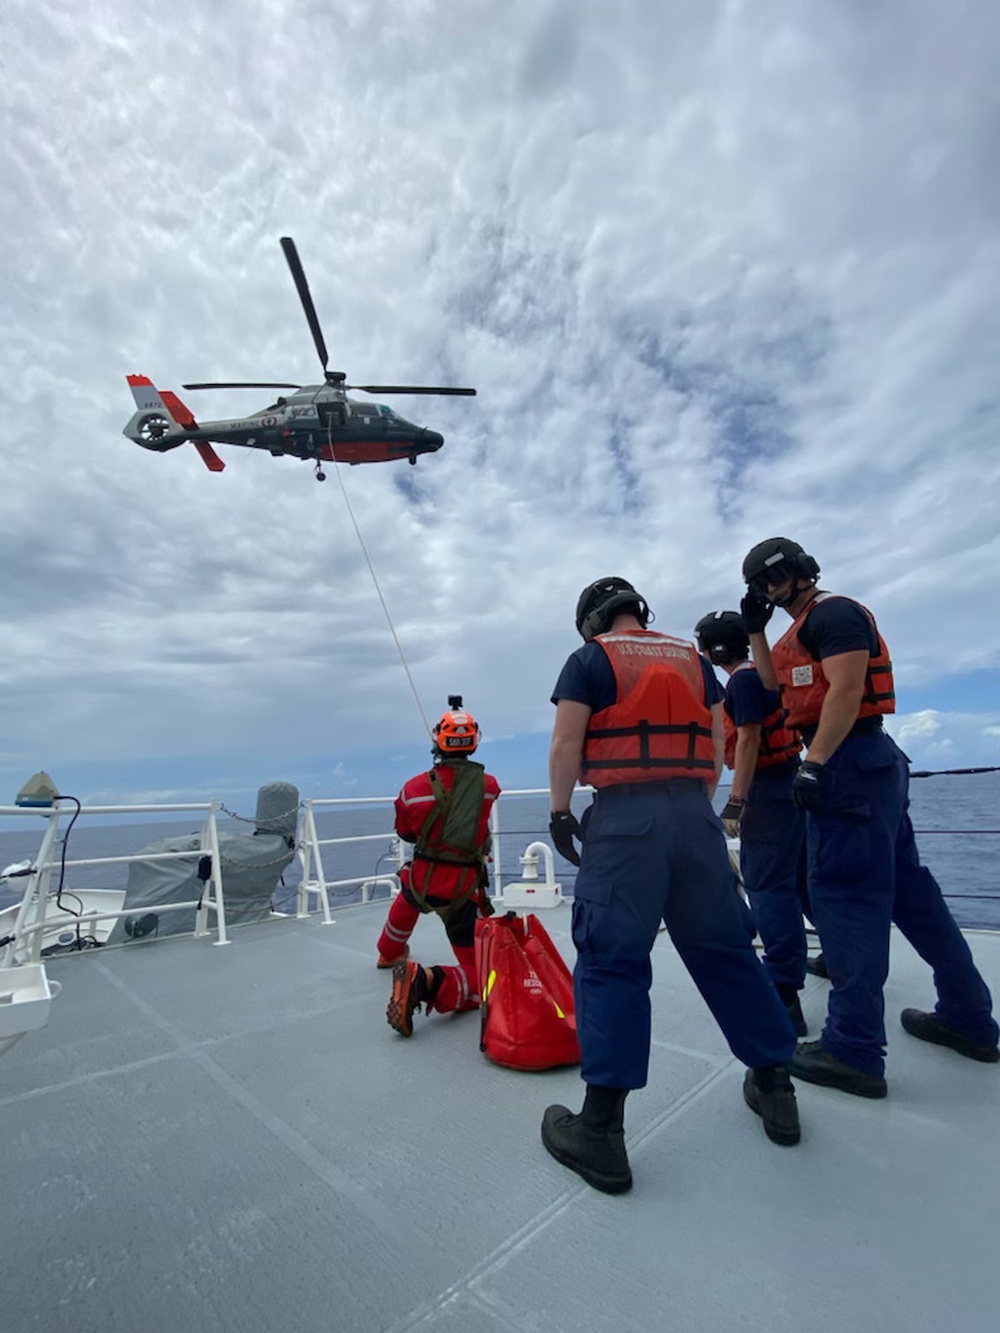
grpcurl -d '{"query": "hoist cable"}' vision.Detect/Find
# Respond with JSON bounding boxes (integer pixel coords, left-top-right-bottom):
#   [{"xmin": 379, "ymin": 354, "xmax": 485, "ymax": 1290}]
[{"xmin": 330, "ymin": 450, "xmax": 433, "ymax": 740}]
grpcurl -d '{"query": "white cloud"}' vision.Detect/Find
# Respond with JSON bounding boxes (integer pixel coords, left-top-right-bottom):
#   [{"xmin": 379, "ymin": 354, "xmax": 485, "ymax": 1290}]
[
  {"xmin": 886, "ymin": 711, "xmax": 1000, "ymax": 772},
  {"xmin": 2, "ymin": 0, "xmax": 999, "ymax": 799},
  {"xmin": 896, "ymin": 711, "xmax": 943, "ymax": 744}
]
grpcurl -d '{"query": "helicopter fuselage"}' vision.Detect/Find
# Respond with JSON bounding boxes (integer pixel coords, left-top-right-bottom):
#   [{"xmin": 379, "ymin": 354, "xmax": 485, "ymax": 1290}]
[{"xmin": 124, "ymin": 383, "xmax": 444, "ymax": 466}]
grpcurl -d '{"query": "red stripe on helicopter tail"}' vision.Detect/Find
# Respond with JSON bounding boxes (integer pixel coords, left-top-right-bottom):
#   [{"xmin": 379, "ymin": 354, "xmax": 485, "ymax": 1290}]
[
  {"xmin": 194, "ymin": 442, "xmax": 226, "ymax": 473},
  {"xmin": 125, "ymin": 374, "xmax": 161, "ymax": 412},
  {"xmin": 160, "ymin": 389, "xmax": 198, "ymax": 429}
]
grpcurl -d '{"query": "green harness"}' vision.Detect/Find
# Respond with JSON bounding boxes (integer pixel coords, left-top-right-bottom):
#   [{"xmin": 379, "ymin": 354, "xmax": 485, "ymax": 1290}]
[{"xmin": 411, "ymin": 759, "xmax": 493, "ymax": 922}]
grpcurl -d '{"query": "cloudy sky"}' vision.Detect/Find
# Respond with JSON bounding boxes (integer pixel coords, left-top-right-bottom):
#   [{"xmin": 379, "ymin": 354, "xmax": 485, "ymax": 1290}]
[{"xmin": 2, "ymin": 0, "xmax": 998, "ymax": 816}]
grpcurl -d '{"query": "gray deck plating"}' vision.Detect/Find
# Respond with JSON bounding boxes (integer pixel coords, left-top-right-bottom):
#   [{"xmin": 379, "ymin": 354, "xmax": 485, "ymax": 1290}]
[{"xmin": 1, "ymin": 906, "xmax": 997, "ymax": 1333}]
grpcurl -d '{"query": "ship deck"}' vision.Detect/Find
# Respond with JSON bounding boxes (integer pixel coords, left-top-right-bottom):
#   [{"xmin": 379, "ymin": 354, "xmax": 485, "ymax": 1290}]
[{"xmin": 1, "ymin": 903, "xmax": 997, "ymax": 1333}]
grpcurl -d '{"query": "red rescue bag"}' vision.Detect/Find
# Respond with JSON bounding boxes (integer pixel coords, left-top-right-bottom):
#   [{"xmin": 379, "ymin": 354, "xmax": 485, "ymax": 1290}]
[{"xmin": 476, "ymin": 911, "xmax": 580, "ymax": 1070}]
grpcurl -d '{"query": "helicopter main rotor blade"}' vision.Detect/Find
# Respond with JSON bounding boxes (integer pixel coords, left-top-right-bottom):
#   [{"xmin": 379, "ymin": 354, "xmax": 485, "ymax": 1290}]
[
  {"xmin": 280, "ymin": 237, "xmax": 330, "ymax": 375},
  {"xmin": 350, "ymin": 384, "xmax": 477, "ymax": 396},
  {"xmin": 183, "ymin": 381, "xmax": 302, "ymax": 390}
]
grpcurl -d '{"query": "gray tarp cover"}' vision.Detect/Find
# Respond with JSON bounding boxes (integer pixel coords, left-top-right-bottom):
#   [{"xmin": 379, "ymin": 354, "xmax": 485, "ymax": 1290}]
[{"xmin": 110, "ymin": 782, "xmax": 298, "ymax": 942}]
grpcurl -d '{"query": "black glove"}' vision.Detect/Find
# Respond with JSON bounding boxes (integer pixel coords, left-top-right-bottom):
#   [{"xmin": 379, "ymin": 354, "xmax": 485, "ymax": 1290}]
[
  {"xmin": 549, "ymin": 810, "xmax": 583, "ymax": 866},
  {"xmin": 720, "ymin": 799, "xmax": 745, "ymax": 838},
  {"xmin": 740, "ymin": 591, "xmax": 775, "ymax": 635},
  {"xmin": 792, "ymin": 760, "xmax": 829, "ymax": 812}
]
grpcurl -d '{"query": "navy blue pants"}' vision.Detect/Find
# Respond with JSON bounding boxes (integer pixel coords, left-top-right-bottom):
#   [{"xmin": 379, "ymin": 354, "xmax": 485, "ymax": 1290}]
[
  {"xmin": 571, "ymin": 784, "xmax": 797, "ymax": 1089},
  {"xmin": 808, "ymin": 731, "xmax": 997, "ymax": 1077},
  {"xmin": 740, "ymin": 764, "xmax": 808, "ymax": 990}
]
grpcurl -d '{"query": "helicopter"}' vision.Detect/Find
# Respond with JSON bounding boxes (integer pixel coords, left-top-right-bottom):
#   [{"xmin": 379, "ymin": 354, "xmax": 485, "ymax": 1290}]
[{"xmin": 122, "ymin": 237, "xmax": 476, "ymax": 481}]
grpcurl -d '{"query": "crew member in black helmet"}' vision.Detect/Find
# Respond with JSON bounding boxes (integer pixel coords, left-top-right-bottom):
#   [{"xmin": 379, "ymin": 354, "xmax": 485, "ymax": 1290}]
[
  {"xmin": 741, "ymin": 539, "xmax": 998, "ymax": 1096},
  {"xmin": 541, "ymin": 578, "xmax": 802, "ymax": 1195},
  {"xmin": 694, "ymin": 610, "xmax": 808, "ymax": 1035}
]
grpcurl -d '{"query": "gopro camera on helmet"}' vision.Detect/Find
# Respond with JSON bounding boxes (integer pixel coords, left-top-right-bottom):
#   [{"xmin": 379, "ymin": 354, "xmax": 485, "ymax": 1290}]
[{"xmin": 433, "ymin": 697, "xmax": 480, "ymax": 755}]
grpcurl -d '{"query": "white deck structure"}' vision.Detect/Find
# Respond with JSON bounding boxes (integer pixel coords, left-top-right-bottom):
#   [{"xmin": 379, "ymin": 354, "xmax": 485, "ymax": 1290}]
[{"xmin": 1, "ymin": 896, "xmax": 997, "ymax": 1333}]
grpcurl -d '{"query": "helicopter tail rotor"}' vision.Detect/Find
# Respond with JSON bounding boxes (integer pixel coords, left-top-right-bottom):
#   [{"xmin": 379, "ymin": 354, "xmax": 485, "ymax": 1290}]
[{"xmin": 123, "ymin": 376, "xmax": 225, "ymax": 472}]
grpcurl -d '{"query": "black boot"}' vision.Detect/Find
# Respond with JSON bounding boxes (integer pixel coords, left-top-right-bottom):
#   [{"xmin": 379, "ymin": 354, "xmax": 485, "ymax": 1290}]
[
  {"xmin": 743, "ymin": 1065, "xmax": 801, "ymax": 1145},
  {"xmin": 789, "ymin": 1040, "xmax": 887, "ymax": 1098},
  {"xmin": 900, "ymin": 1009, "xmax": 999, "ymax": 1063},
  {"xmin": 541, "ymin": 1085, "xmax": 632, "ymax": 1194}
]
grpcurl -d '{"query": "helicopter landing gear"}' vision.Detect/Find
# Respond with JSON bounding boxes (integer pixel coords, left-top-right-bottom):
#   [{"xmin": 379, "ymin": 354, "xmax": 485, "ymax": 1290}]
[
  {"xmin": 314, "ymin": 464, "xmax": 327, "ymax": 482},
  {"xmin": 408, "ymin": 455, "xmax": 417, "ymax": 466}
]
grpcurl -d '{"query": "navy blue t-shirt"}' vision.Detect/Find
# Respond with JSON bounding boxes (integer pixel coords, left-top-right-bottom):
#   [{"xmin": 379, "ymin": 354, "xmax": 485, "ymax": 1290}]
[
  {"xmin": 725, "ymin": 664, "xmax": 781, "ymax": 727},
  {"xmin": 552, "ymin": 639, "xmax": 724, "ymax": 712},
  {"xmin": 796, "ymin": 595, "xmax": 879, "ymax": 660}
]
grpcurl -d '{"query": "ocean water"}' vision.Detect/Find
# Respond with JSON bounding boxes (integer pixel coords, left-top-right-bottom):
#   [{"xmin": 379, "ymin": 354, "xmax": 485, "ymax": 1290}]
[{"xmin": 1, "ymin": 771, "xmax": 998, "ymax": 929}]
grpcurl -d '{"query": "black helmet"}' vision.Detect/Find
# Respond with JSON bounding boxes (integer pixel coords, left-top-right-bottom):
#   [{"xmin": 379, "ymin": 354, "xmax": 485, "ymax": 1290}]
[
  {"xmin": 694, "ymin": 611, "xmax": 749, "ymax": 665},
  {"xmin": 742, "ymin": 538, "xmax": 820, "ymax": 598},
  {"xmin": 575, "ymin": 577, "xmax": 650, "ymax": 641}
]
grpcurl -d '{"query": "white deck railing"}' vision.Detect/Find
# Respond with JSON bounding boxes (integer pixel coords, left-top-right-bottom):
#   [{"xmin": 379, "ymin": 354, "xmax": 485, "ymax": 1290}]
[
  {"xmin": 294, "ymin": 787, "xmax": 559, "ymax": 922},
  {"xmin": 0, "ymin": 801, "xmax": 227, "ymax": 965},
  {"xmin": 296, "ymin": 796, "xmax": 402, "ymax": 924},
  {"xmin": 0, "ymin": 787, "xmax": 569, "ymax": 964}
]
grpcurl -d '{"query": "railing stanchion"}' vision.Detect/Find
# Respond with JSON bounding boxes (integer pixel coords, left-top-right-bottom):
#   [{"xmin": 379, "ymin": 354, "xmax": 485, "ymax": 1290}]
[
  {"xmin": 489, "ymin": 799, "xmax": 502, "ymax": 902},
  {"xmin": 296, "ymin": 803, "xmax": 315, "ymax": 918},
  {"xmin": 298, "ymin": 801, "xmax": 334, "ymax": 924},
  {"xmin": 205, "ymin": 801, "xmax": 229, "ymax": 946},
  {"xmin": 2, "ymin": 808, "xmax": 63, "ymax": 968}
]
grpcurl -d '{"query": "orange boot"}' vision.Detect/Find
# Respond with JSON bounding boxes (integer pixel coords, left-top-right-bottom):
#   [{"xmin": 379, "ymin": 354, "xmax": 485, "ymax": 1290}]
[{"xmin": 387, "ymin": 961, "xmax": 430, "ymax": 1037}]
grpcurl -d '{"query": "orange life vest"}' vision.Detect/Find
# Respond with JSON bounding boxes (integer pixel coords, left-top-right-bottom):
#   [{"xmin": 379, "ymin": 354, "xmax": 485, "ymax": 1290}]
[
  {"xmin": 722, "ymin": 664, "xmax": 801, "ymax": 770},
  {"xmin": 770, "ymin": 594, "xmax": 895, "ymax": 731},
  {"xmin": 581, "ymin": 630, "xmax": 716, "ymax": 787}
]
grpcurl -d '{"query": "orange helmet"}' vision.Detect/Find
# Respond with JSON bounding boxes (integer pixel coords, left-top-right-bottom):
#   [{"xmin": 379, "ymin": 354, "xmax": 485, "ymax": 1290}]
[{"xmin": 434, "ymin": 707, "xmax": 480, "ymax": 754}]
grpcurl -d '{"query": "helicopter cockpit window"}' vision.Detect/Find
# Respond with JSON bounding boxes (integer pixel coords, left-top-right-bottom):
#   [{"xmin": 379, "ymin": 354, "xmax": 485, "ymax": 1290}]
[{"xmin": 317, "ymin": 400, "xmax": 348, "ymax": 428}]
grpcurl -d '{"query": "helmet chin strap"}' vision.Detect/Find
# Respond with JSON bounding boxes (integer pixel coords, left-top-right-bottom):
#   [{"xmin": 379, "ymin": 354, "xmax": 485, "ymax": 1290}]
[{"xmin": 772, "ymin": 580, "xmax": 817, "ymax": 611}]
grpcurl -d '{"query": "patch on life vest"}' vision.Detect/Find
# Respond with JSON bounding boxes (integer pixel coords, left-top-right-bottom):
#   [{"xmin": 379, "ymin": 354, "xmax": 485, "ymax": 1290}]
[{"xmin": 791, "ymin": 665, "xmax": 814, "ymax": 686}]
